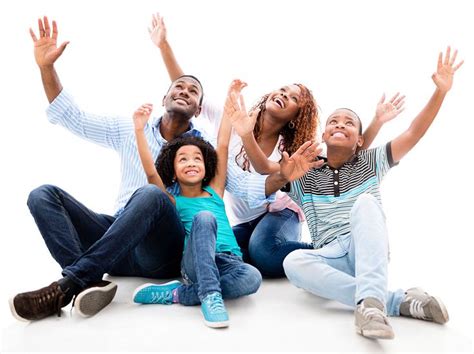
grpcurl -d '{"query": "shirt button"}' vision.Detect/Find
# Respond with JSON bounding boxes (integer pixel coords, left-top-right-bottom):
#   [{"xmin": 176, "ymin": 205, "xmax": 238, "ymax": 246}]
[
  {"xmin": 334, "ymin": 170, "xmax": 339, "ymax": 174},
  {"xmin": 334, "ymin": 181, "xmax": 339, "ymax": 186}
]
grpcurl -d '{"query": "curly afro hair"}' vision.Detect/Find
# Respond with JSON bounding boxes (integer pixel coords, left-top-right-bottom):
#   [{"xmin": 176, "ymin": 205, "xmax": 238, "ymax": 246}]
[{"xmin": 155, "ymin": 136, "xmax": 218, "ymax": 187}]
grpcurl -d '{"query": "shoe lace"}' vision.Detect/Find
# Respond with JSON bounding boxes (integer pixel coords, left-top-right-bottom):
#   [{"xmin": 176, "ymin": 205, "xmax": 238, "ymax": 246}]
[
  {"xmin": 151, "ymin": 290, "xmax": 173, "ymax": 304},
  {"xmin": 360, "ymin": 305, "xmax": 388, "ymax": 324},
  {"xmin": 33, "ymin": 283, "xmax": 65, "ymax": 317},
  {"xmin": 407, "ymin": 296, "xmax": 427, "ymax": 319},
  {"xmin": 205, "ymin": 293, "xmax": 225, "ymax": 314}
]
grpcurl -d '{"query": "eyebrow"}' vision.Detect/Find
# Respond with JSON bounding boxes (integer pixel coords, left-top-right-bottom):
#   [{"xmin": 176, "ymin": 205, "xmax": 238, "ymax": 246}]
[{"xmin": 175, "ymin": 80, "xmax": 200, "ymax": 91}]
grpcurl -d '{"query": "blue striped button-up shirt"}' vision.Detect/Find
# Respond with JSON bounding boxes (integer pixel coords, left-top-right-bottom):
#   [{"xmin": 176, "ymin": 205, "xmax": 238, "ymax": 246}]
[{"xmin": 46, "ymin": 90, "xmax": 274, "ymax": 216}]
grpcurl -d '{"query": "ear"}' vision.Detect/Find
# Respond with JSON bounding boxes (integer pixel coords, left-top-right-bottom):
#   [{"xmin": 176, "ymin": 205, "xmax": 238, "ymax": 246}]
[
  {"xmin": 357, "ymin": 135, "xmax": 364, "ymax": 148},
  {"xmin": 322, "ymin": 130, "xmax": 329, "ymax": 143},
  {"xmin": 162, "ymin": 96, "xmax": 166, "ymax": 106},
  {"xmin": 194, "ymin": 105, "xmax": 202, "ymax": 117}
]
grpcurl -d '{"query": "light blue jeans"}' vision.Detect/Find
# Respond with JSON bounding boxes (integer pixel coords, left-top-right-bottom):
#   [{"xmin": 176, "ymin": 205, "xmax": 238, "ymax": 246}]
[{"xmin": 283, "ymin": 194, "xmax": 405, "ymax": 316}]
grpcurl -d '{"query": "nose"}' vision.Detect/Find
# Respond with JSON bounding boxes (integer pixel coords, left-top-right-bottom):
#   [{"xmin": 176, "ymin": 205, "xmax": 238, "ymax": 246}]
[
  {"xmin": 178, "ymin": 89, "xmax": 189, "ymax": 98},
  {"xmin": 280, "ymin": 91, "xmax": 288, "ymax": 100}
]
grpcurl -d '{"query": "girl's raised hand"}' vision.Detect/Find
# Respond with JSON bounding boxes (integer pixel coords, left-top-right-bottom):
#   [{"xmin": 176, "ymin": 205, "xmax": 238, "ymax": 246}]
[{"xmin": 133, "ymin": 103, "xmax": 153, "ymax": 130}]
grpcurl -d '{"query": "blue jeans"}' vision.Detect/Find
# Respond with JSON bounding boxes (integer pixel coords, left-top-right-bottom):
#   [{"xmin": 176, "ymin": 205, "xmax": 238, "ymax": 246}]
[
  {"xmin": 178, "ymin": 211, "xmax": 262, "ymax": 306},
  {"xmin": 232, "ymin": 208, "xmax": 313, "ymax": 277},
  {"xmin": 283, "ymin": 194, "xmax": 405, "ymax": 316},
  {"xmin": 27, "ymin": 184, "xmax": 185, "ymax": 288}
]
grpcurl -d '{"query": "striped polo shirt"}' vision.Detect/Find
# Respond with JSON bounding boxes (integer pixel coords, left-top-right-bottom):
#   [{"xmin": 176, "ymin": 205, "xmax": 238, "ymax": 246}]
[
  {"xmin": 288, "ymin": 143, "xmax": 396, "ymax": 249},
  {"xmin": 46, "ymin": 90, "xmax": 275, "ymax": 216}
]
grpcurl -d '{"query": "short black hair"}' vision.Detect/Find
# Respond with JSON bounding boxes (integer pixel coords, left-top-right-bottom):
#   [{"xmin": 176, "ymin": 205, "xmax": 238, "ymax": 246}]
[
  {"xmin": 165, "ymin": 75, "xmax": 204, "ymax": 105},
  {"xmin": 332, "ymin": 108, "xmax": 363, "ymax": 134},
  {"xmin": 155, "ymin": 136, "xmax": 217, "ymax": 187}
]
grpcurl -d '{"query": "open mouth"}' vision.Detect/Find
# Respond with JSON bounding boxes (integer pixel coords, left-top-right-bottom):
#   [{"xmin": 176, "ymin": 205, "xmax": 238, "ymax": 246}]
[
  {"xmin": 185, "ymin": 170, "xmax": 199, "ymax": 176},
  {"xmin": 174, "ymin": 97, "xmax": 189, "ymax": 105},
  {"xmin": 273, "ymin": 97, "xmax": 285, "ymax": 109},
  {"xmin": 331, "ymin": 131, "xmax": 347, "ymax": 138}
]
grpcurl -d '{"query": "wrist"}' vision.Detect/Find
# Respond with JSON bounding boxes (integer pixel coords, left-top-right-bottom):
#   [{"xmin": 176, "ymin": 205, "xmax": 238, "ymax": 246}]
[{"xmin": 158, "ymin": 39, "xmax": 169, "ymax": 51}]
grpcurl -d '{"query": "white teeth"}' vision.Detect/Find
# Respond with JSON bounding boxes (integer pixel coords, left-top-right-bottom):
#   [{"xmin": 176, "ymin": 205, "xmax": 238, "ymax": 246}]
[
  {"xmin": 274, "ymin": 98, "xmax": 284, "ymax": 108},
  {"xmin": 185, "ymin": 171, "xmax": 198, "ymax": 175},
  {"xmin": 332, "ymin": 132, "xmax": 346, "ymax": 138},
  {"xmin": 175, "ymin": 98, "xmax": 187, "ymax": 104}
]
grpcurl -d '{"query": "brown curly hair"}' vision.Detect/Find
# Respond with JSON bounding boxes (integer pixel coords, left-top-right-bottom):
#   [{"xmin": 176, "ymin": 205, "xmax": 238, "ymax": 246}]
[{"xmin": 235, "ymin": 83, "xmax": 319, "ymax": 171}]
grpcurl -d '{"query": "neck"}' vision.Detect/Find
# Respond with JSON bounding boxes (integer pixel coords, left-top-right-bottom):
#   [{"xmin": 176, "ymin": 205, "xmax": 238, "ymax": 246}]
[
  {"xmin": 326, "ymin": 146, "xmax": 357, "ymax": 168},
  {"xmin": 179, "ymin": 183, "xmax": 205, "ymax": 197},
  {"xmin": 160, "ymin": 112, "xmax": 192, "ymax": 141},
  {"xmin": 257, "ymin": 111, "xmax": 287, "ymax": 153}
]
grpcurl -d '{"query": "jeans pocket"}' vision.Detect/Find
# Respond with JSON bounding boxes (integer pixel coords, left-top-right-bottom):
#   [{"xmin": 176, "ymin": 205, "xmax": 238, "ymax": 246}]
[{"xmin": 315, "ymin": 237, "xmax": 348, "ymax": 259}]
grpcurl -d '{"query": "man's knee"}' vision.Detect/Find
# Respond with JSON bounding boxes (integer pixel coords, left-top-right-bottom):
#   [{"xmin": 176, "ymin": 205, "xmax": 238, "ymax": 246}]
[{"xmin": 27, "ymin": 184, "xmax": 58, "ymax": 211}]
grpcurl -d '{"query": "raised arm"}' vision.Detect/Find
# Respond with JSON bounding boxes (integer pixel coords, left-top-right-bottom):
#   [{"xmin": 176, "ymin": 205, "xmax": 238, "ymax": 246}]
[
  {"xmin": 265, "ymin": 141, "xmax": 324, "ymax": 196},
  {"xmin": 210, "ymin": 80, "xmax": 247, "ymax": 196},
  {"xmin": 391, "ymin": 47, "xmax": 463, "ymax": 163},
  {"xmin": 30, "ymin": 16, "xmax": 69, "ymax": 103},
  {"xmin": 133, "ymin": 104, "xmax": 175, "ymax": 204},
  {"xmin": 231, "ymin": 107, "xmax": 281, "ymax": 174},
  {"xmin": 149, "ymin": 13, "xmax": 184, "ymax": 81},
  {"xmin": 360, "ymin": 92, "xmax": 406, "ymax": 149}
]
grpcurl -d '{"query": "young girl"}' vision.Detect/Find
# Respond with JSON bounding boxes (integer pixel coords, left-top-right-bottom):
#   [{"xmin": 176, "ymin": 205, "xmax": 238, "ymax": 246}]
[
  {"xmin": 149, "ymin": 12, "xmax": 405, "ymax": 277},
  {"xmin": 131, "ymin": 81, "xmax": 262, "ymax": 328}
]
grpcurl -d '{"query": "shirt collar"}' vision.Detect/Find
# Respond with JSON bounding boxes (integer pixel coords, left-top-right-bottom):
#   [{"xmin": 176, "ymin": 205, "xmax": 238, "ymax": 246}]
[{"xmin": 151, "ymin": 116, "xmax": 202, "ymax": 144}]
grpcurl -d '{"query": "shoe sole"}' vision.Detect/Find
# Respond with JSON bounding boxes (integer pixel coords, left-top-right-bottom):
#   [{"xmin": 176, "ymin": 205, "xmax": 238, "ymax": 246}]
[
  {"xmin": 356, "ymin": 326, "xmax": 394, "ymax": 340},
  {"xmin": 132, "ymin": 280, "xmax": 181, "ymax": 304},
  {"xmin": 204, "ymin": 319, "xmax": 229, "ymax": 328},
  {"xmin": 75, "ymin": 282, "xmax": 118, "ymax": 317},
  {"xmin": 8, "ymin": 297, "xmax": 30, "ymax": 322},
  {"xmin": 431, "ymin": 296, "xmax": 449, "ymax": 324}
]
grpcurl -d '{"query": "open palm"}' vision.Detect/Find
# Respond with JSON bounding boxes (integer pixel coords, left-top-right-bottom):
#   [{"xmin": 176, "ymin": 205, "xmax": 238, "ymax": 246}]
[
  {"xmin": 29, "ymin": 17, "xmax": 69, "ymax": 67},
  {"xmin": 375, "ymin": 92, "xmax": 405, "ymax": 123},
  {"xmin": 432, "ymin": 47, "xmax": 464, "ymax": 92}
]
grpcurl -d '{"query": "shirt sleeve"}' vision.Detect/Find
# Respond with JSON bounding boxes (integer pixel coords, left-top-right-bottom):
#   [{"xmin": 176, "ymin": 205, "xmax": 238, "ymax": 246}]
[
  {"xmin": 46, "ymin": 90, "xmax": 133, "ymax": 151},
  {"xmin": 225, "ymin": 156, "xmax": 276, "ymax": 208},
  {"xmin": 374, "ymin": 142, "xmax": 398, "ymax": 182}
]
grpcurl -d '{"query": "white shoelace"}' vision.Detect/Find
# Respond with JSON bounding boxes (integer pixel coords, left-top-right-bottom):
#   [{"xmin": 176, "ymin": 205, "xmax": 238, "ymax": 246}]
[
  {"xmin": 407, "ymin": 296, "xmax": 426, "ymax": 319},
  {"xmin": 359, "ymin": 305, "xmax": 388, "ymax": 323}
]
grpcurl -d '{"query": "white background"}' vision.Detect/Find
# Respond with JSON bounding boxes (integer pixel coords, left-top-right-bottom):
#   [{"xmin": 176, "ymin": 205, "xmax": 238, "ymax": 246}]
[{"xmin": 0, "ymin": 0, "xmax": 472, "ymax": 351}]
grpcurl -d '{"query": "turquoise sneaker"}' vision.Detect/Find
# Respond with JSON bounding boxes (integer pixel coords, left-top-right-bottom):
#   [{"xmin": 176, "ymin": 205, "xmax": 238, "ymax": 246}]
[
  {"xmin": 132, "ymin": 280, "xmax": 182, "ymax": 304},
  {"xmin": 201, "ymin": 292, "xmax": 229, "ymax": 328}
]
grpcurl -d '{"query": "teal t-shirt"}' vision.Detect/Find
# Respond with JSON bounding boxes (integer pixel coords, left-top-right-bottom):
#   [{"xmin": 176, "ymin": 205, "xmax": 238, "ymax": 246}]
[{"xmin": 175, "ymin": 185, "xmax": 242, "ymax": 257}]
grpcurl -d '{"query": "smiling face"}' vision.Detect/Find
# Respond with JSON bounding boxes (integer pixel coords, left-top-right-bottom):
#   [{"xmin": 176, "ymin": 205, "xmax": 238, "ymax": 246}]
[
  {"xmin": 265, "ymin": 84, "xmax": 302, "ymax": 124},
  {"xmin": 162, "ymin": 77, "xmax": 203, "ymax": 118},
  {"xmin": 323, "ymin": 109, "xmax": 364, "ymax": 152},
  {"xmin": 173, "ymin": 144, "xmax": 206, "ymax": 187}
]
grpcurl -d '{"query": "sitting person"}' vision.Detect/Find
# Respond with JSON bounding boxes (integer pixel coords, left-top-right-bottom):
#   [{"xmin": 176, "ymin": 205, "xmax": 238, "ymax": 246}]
[
  {"xmin": 131, "ymin": 81, "xmax": 262, "ymax": 328},
  {"xmin": 263, "ymin": 47, "xmax": 463, "ymax": 339}
]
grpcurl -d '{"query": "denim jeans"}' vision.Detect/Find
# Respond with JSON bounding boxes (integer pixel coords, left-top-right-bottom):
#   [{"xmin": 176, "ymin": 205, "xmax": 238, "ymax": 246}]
[
  {"xmin": 283, "ymin": 194, "xmax": 405, "ymax": 316},
  {"xmin": 27, "ymin": 184, "xmax": 185, "ymax": 288},
  {"xmin": 232, "ymin": 208, "xmax": 313, "ymax": 277},
  {"xmin": 178, "ymin": 211, "xmax": 262, "ymax": 306}
]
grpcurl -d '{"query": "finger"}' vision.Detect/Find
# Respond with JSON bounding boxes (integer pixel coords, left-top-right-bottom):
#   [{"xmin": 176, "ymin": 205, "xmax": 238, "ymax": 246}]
[
  {"xmin": 152, "ymin": 13, "xmax": 157, "ymax": 28},
  {"xmin": 148, "ymin": 27, "xmax": 152, "ymax": 34},
  {"xmin": 378, "ymin": 93, "xmax": 385, "ymax": 104},
  {"xmin": 294, "ymin": 141, "xmax": 313, "ymax": 156},
  {"xmin": 57, "ymin": 41, "xmax": 70, "ymax": 56},
  {"xmin": 396, "ymin": 99, "xmax": 406, "ymax": 110},
  {"xmin": 389, "ymin": 92, "xmax": 400, "ymax": 103},
  {"xmin": 393, "ymin": 94, "xmax": 405, "ymax": 106},
  {"xmin": 44, "ymin": 16, "xmax": 51, "ymax": 37},
  {"xmin": 160, "ymin": 16, "xmax": 166, "ymax": 30},
  {"xmin": 444, "ymin": 46, "xmax": 451, "ymax": 65},
  {"xmin": 281, "ymin": 151, "xmax": 290, "ymax": 163},
  {"xmin": 38, "ymin": 18, "xmax": 45, "ymax": 37},
  {"xmin": 453, "ymin": 59, "xmax": 464, "ymax": 72},
  {"xmin": 449, "ymin": 49, "xmax": 458, "ymax": 66},
  {"xmin": 310, "ymin": 160, "xmax": 325, "ymax": 170},
  {"xmin": 239, "ymin": 94, "xmax": 246, "ymax": 112},
  {"xmin": 437, "ymin": 52, "xmax": 443, "ymax": 72},
  {"xmin": 52, "ymin": 20, "xmax": 58, "ymax": 40},
  {"xmin": 29, "ymin": 28, "xmax": 38, "ymax": 42}
]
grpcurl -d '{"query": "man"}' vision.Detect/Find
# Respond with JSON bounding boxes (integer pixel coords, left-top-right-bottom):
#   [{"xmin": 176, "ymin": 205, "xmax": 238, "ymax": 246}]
[{"xmin": 9, "ymin": 16, "xmax": 271, "ymax": 322}]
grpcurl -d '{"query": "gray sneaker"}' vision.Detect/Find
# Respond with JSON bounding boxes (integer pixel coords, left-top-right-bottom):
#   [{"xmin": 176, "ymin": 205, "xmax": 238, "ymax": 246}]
[
  {"xmin": 74, "ymin": 281, "xmax": 117, "ymax": 317},
  {"xmin": 399, "ymin": 287, "xmax": 449, "ymax": 324},
  {"xmin": 355, "ymin": 297, "xmax": 395, "ymax": 340}
]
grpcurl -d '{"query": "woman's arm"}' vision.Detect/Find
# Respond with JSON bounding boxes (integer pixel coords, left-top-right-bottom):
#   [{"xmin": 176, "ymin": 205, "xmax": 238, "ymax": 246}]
[{"xmin": 210, "ymin": 80, "xmax": 247, "ymax": 196}]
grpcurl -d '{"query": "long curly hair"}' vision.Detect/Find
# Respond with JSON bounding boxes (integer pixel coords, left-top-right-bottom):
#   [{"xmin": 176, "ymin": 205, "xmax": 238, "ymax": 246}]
[
  {"xmin": 235, "ymin": 83, "xmax": 319, "ymax": 171},
  {"xmin": 155, "ymin": 136, "xmax": 217, "ymax": 187}
]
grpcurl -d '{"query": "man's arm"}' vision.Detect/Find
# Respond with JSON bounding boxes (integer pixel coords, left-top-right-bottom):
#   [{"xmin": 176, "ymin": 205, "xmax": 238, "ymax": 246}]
[
  {"xmin": 360, "ymin": 92, "xmax": 405, "ymax": 149},
  {"xmin": 30, "ymin": 16, "xmax": 69, "ymax": 103},
  {"xmin": 391, "ymin": 47, "xmax": 463, "ymax": 163},
  {"xmin": 149, "ymin": 13, "xmax": 184, "ymax": 81}
]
